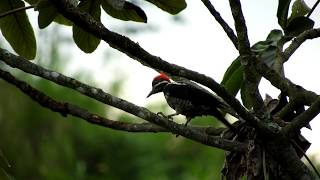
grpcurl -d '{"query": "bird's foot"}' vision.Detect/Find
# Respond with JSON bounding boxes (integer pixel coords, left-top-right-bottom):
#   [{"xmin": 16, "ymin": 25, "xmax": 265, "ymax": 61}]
[{"xmin": 156, "ymin": 112, "xmax": 173, "ymax": 120}]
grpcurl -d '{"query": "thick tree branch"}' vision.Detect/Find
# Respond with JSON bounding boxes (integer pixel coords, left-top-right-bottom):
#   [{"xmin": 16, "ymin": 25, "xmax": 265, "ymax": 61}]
[
  {"xmin": 201, "ymin": 0, "xmax": 238, "ymax": 49},
  {"xmin": 281, "ymin": 28, "xmax": 320, "ymax": 63},
  {"xmin": 0, "ymin": 49, "xmax": 247, "ymax": 152},
  {"xmin": 274, "ymin": 98, "xmax": 299, "ymax": 119},
  {"xmin": 228, "ymin": 0, "xmax": 266, "ymax": 117},
  {"xmin": 255, "ymin": 60, "xmax": 318, "ymax": 106},
  {"xmin": 47, "ymin": 0, "xmax": 261, "ymax": 130},
  {"xmin": 227, "ymin": 0, "xmax": 250, "ymax": 53},
  {"xmin": 283, "ymin": 96, "xmax": 320, "ymax": 137},
  {"xmin": 265, "ymin": 132, "xmax": 316, "ymax": 180}
]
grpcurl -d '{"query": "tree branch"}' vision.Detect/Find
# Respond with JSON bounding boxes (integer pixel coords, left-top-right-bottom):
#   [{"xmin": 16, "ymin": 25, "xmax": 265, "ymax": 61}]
[
  {"xmin": 307, "ymin": 0, "xmax": 320, "ymax": 18},
  {"xmin": 281, "ymin": 28, "xmax": 320, "ymax": 63},
  {"xmin": 201, "ymin": 0, "xmax": 238, "ymax": 49},
  {"xmin": 265, "ymin": 132, "xmax": 316, "ymax": 180},
  {"xmin": 255, "ymin": 60, "xmax": 318, "ymax": 106},
  {"xmin": 0, "ymin": 67, "xmax": 230, "ymax": 135},
  {"xmin": 0, "ymin": 5, "xmax": 34, "ymax": 18},
  {"xmin": 0, "ymin": 68, "xmax": 168, "ymax": 133},
  {"xmin": 283, "ymin": 96, "xmax": 320, "ymax": 137},
  {"xmin": 227, "ymin": 0, "xmax": 250, "ymax": 53},
  {"xmin": 228, "ymin": 0, "xmax": 266, "ymax": 117},
  {"xmin": 47, "ymin": 0, "xmax": 261, "ymax": 130},
  {"xmin": 0, "ymin": 49, "xmax": 247, "ymax": 152}
]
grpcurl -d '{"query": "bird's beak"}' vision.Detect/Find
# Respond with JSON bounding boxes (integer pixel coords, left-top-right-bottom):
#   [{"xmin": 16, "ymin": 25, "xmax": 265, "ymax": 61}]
[{"xmin": 146, "ymin": 88, "xmax": 156, "ymax": 98}]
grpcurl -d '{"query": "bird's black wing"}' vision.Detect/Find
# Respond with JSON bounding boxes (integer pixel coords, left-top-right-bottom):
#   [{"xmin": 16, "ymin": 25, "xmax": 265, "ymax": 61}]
[{"xmin": 164, "ymin": 82, "xmax": 223, "ymax": 108}]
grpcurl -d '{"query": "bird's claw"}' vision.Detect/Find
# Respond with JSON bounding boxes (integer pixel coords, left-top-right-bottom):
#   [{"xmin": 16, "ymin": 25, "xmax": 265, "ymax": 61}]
[
  {"xmin": 156, "ymin": 112, "xmax": 173, "ymax": 120},
  {"xmin": 156, "ymin": 112, "xmax": 166, "ymax": 117}
]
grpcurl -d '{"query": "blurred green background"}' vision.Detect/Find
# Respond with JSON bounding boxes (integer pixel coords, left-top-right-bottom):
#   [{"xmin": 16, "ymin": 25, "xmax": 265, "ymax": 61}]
[{"xmin": 0, "ymin": 26, "xmax": 226, "ymax": 179}]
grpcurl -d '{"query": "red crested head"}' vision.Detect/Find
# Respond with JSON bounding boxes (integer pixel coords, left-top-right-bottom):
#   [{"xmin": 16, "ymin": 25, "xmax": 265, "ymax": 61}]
[
  {"xmin": 147, "ymin": 73, "xmax": 171, "ymax": 98},
  {"xmin": 153, "ymin": 73, "xmax": 171, "ymax": 82}
]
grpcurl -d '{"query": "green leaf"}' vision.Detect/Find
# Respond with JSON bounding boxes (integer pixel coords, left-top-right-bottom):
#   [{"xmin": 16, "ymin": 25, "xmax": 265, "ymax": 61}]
[
  {"xmin": 72, "ymin": 0, "xmax": 101, "ymax": 53},
  {"xmin": 145, "ymin": 0, "xmax": 186, "ymax": 14},
  {"xmin": 266, "ymin": 29, "xmax": 283, "ymax": 43},
  {"xmin": 277, "ymin": 0, "xmax": 291, "ymax": 29},
  {"xmin": 221, "ymin": 30, "xmax": 283, "ymax": 98},
  {"xmin": 253, "ymin": 30, "xmax": 283, "ymax": 66},
  {"xmin": 36, "ymin": 0, "xmax": 74, "ymax": 28},
  {"xmin": 36, "ymin": 0, "xmax": 58, "ymax": 29},
  {"xmin": 288, "ymin": 0, "xmax": 310, "ymax": 21},
  {"xmin": 240, "ymin": 84, "xmax": 252, "ymax": 109},
  {"xmin": 54, "ymin": 14, "xmax": 73, "ymax": 26},
  {"xmin": 285, "ymin": 16, "xmax": 314, "ymax": 36},
  {"xmin": 0, "ymin": 0, "xmax": 36, "ymax": 60},
  {"xmin": 221, "ymin": 57, "xmax": 243, "ymax": 96},
  {"xmin": 101, "ymin": 0, "xmax": 147, "ymax": 23}
]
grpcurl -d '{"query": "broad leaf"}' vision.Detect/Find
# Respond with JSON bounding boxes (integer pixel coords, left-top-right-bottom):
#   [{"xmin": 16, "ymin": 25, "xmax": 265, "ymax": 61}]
[
  {"xmin": 221, "ymin": 30, "xmax": 283, "ymax": 99},
  {"xmin": 252, "ymin": 31, "xmax": 283, "ymax": 67},
  {"xmin": 145, "ymin": 0, "xmax": 186, "ymax": 14},
  {"xmin": 101, "ymin": 0, "xmax": 147, "ymax": 23},
  {"xmin": 36, "ymin": 0, "xmax": 58, "ymax": 29},
  {"xmin": 54, "ymin": 14, "xmax": 72, "ymax": 26},
  {"xmin": 266, "ymin": 29, "xmax": 283, "ymax": 44},
  {"xmin": 240, "ymin": 83, "xmax": 254, "ymax": 109},
  {"xmin": 72, "ymin": 0, "xmax": 101, "ymax": 53},
  {"xmin": 36, "ymin": 0, "xmax": 74, "ymax": 28},
  {"xmin": 285, "ymin": 16, "xmax": 314, "ymax": 36},
  {"xmin": 221, "ymin": 57, "xmax": 243, "ymax": 96},
  {"xmin": 277, "ymin": 0, "xmax": 291, "ymax": 29},
  {"xmin": 289, "ymin": 0, "xmax": 310, "ymax": 21},
  {"xmin": 0, "ymin": 0, "xmax": 36, "ymax": 60}
]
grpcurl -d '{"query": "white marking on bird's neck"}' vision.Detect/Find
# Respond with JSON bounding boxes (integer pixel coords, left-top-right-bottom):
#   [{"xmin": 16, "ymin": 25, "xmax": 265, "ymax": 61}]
[{"xmin": 154, "ymin": 80, "xmax": 169, "ymax": 88}]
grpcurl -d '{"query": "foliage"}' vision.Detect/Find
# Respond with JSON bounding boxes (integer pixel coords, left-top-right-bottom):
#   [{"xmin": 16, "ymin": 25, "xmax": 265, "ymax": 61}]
[
  {"xmin": 0, "ymin": 0, "xmax": 36, "ymax": 59},
  {"xmin": 0, "ymin": 0, "xmax": 320, "ymax": 179},
  {"xmin": 221, "ymin": 30, "xmax": 283, "ymax": 108},
  {"xmin": 0, "ymin": 0, "xmax": 186, "ymax": 58}
]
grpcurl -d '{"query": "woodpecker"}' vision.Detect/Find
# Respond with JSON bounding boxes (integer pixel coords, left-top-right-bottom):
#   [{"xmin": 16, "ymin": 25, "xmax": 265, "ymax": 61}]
[{"xmin": 147, "ymin": 73, "xmax": 236, "ymax": 131}]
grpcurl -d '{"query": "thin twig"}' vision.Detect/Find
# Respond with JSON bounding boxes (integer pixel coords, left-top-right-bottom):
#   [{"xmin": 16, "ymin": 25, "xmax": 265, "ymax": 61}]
[
  {"xmin": 201, "ymin": 0, "xmax": 238, "ymax": 49},
  {"xmin": 0, "ymin": 168, "xmax": 12, "ymax": 180},
  {"xmin": 0, "ymin": 5, "xmax": 34, "ymax": 18},
  {"xmin": 0, "ymin": 149, "xmax": 10, "ymax": 168},
  {"xmin": 307, "ymin": 0, "xmax": 320, "ymax": 18}
]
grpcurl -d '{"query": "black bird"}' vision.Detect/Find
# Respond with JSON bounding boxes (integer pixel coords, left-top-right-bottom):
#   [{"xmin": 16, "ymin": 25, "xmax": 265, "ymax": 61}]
[{"xmin": 147, "ymin": 73, "xmax": 236, "ymax": 131}]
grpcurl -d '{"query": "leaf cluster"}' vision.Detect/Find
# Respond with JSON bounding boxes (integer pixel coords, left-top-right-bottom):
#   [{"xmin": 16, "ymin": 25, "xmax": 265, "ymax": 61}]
[{"xmin": 0, "ymin": 0, "xmax": 187, "ymax": 57}]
